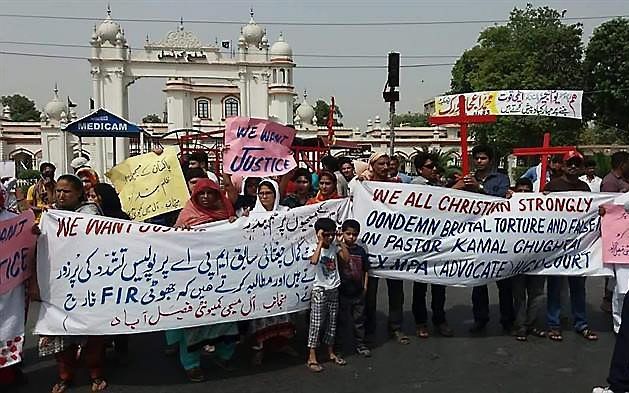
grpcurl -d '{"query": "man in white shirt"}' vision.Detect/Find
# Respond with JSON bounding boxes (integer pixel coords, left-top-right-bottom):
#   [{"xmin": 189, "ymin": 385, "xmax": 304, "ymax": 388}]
[{"xmin": 580, "ymin": 158, "xmax": 602, "ymax": 192}]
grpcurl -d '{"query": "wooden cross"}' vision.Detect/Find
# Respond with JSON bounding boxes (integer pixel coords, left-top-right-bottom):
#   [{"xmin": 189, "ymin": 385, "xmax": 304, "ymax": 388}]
[
  {"xmin": 512, "ymin": 132, "xmax": 576, "ymax": 192},
  {"xmin": 429, "ymin": 95, "xmax": 497, "ymax": 174}
]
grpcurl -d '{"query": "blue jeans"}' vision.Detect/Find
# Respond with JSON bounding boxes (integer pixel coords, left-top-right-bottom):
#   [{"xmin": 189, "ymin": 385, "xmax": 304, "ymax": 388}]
[{"xmin": 546, "ymin": 276, "xmax": 588, "ymax": 331}]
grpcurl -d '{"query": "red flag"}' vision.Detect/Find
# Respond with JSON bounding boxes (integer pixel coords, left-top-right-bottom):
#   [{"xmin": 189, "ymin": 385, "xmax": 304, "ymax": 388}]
[{"xmin": 327, "ymin": 96, "xmax": 335, "ymax": 144}]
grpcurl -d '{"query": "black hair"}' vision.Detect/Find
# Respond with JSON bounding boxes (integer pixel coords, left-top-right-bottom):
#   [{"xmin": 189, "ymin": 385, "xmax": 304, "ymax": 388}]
[
  {"xmin": 515, "ymin": 178, "xmax": 533, "ymax": 189},
  {"xmin": 293, "ymin": 167, "xmax": 312, "ymax": 182},
  {"xmin": 188, "ymin": 151, "xmax": 209, "ymax": 166},
  {"xmin": 551, "ymin": 155, "xmax": 564, "ymax": 164},
  {"xmin": 341, "ymin": 219, "xmax": 360, "ymax": 233},
  {"xmin": 319, "ymin": 170, "xmax": 337, "ymax": 185},
  {"xmin": 321, "ymin": 155, "xmax": 339, "ymax": 172},
  {"xmin": 584, "ymin": 159, "xmax": 596, "ymax": 168},
  {"xmin": 94, "ymin": 183, "xmax": 128, "ymax": 219},
  {"xmin": 56, "ymin": 174, "xmax": 85, "ymax": 201},
  {"xmin": 40, "ymin": 162, "xmax": 56, "ymax": 172},
  {"xmin": 390, "ymin": 156, "xmax": 401, "ymax": 163},
  {"xmin": 413, "ymin": 152, "xmax": 432, "ymax": 171},
  {"xmin": 471, "ymin": 145, "xmax": 493, "ymax": 161},
  {"xmin": 611, "ymin": 151, "xmax": 629, "ymax": 170},
  {"xmin": 185, "ymin": 167, "xmax": 207, "ymax": 182},
  {"xmin": 338, "ymin": 156, "xmax": 353, "ymax": 167},
  {"xmin": 314, "ymin": 217, "xmax": 336, "ymax": 233}
]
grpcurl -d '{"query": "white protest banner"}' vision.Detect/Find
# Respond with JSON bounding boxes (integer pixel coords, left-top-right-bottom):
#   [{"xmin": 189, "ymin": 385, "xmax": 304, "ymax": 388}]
[
  {"xmin": 34, "ymin": 199, "xmax": 350, "ymax": 335},
  {"xmin": 353, "ymin": 182, "xmax": 614, "ymax": 286},
  {"xmin": 434, "ymin": 90, "xmax": 583, "ymax": 119},
  {"xmin": 223, "ymin": 117, "xmax": 297, "ymax": 177}
]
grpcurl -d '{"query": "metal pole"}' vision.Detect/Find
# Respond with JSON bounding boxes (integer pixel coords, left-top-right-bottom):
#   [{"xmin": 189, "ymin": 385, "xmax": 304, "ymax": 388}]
[
  {"xmin": 389, "ymin": 99, "xmax": 396, "ymax": 157},
  {"xmin": 112, "ymin": 137, "xmax": 117, "ymax": 166}
]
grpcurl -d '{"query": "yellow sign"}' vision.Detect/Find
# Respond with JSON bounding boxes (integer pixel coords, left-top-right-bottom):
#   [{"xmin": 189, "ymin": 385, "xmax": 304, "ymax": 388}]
[{"xmin": 106, "ymin": 148, "xmax": 189, "ymax": 221}]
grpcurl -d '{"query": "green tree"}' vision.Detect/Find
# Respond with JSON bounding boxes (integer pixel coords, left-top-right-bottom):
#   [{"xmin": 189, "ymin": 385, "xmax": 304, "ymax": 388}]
[
  {"xmin": 142, "ymin": 113, "xmax": 162, "ymax": 123},
  {"xmin": 393, "ymin": 112, "xmax": 429, "ymax": 127},
  {"xmin": 583, "ymin": 18, "xmax": 629, "ymax": 141},
  {"xmin": 0, "ymin": 94, "xmax": 41, "ymax": 121},
  {"xmin": 314, "ymin": 99, "xmax": 343, "ymax": 127},
  {"xmin": 449, "ymin": 5, "xmax": 584, "ymax": 162}
]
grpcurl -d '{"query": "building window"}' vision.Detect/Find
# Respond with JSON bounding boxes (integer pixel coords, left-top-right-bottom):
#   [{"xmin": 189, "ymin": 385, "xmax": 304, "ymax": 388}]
[
  {"xmin": 287, "ymin": 69, "xmax": 292, "ymax": 85},
  {"xmin": 196, "ymin": 98, "xmax": 210, "ymax": 119},
  {"xmin": 272, "ymin": 69, "xmax": 277, "ymax": 83},
  {"xmin": 280, "ymin": 69, "xmax": 286, "ymax": 84},
  {"xmin": 9, "ymin": 149, "xmax": 33, "ymax": 177},
  {"xmin": 224, "ymin": 97, "xmax": 239, "ymax": 118}
]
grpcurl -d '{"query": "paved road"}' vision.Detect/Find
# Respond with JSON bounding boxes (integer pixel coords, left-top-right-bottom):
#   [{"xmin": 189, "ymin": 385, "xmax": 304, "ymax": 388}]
[{"xmin": 16, "ymin": 280, "xmax": 614, "ymax": 393}]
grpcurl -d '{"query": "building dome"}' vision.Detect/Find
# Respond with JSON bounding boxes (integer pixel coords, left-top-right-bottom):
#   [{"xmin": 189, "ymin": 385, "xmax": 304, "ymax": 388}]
[
  {"xmin": 295, "ymin": 91, "xmax": 315, "ymax": 125},
  {"xmin": 270, "ymin": 33, "xmax": 292, "ymax": 59},
  {"xmin": 242, "ymin": 10, "xmax": 264, "ymax": 46},
  {"xmin": 44, "ymin": 84, "xmax": 67, "ymax": 121},
  {"xmin": 96, "ymin": 6, "xmax": 121, "ymax": 44}
]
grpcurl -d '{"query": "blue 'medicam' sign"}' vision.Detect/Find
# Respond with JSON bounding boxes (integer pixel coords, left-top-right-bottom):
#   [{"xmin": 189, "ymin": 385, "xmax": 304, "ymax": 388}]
[{"xmin": 64, "ymin": 108, "xmax": 142, "ymax": 137}]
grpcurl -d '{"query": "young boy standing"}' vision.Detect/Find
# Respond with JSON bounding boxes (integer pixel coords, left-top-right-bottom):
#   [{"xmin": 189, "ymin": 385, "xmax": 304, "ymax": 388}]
[
  {"xmin": 306, "ymin": 217, "xmax": 349, "ymax": 372},
  {"xmin": 337, "ymin": 219, "xmax": 371, "ymax": 357}
]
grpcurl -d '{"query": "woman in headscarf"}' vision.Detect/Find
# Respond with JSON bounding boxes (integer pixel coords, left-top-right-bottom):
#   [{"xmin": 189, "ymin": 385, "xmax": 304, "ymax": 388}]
[
  {"xmin": 249, "ymin": 179, "xmax": 297, "ymax": 365},
  {"xmin": 166, "ymin": 178, "xmax": 239, "ymax": 382},
  {"xmin": 37, "ymin": 175, "xmax": 105, "ymax": 393},
  {"xmin": 76, "ymin": 168, "xmax": 100, "ymax": 196},
  {"xmin": 306, "ymin": 171, "xmax": 341, "ymax": 205},
  {"xmin": 357, "ymin": 152, "xmax": 392, "ymax": 182}
]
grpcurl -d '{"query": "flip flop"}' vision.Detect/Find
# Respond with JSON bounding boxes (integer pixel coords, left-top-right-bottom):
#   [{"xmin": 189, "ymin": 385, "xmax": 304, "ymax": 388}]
[
  {"xmin": 307, "ymin": 361, "xmax": 324, "ymax": 373},
  {"xmin": 330, "ymin": 355, "xmax": 347, "ymax": 366}
]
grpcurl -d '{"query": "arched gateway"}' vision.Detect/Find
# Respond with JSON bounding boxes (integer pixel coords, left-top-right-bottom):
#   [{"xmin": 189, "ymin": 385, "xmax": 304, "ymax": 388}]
[{"xmin": 88, "ymin": 7, "xmax": 296, "ymax": 175}]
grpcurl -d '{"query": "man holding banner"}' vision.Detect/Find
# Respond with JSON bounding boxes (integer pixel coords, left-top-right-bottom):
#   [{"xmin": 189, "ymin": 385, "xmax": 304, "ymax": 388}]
[
  {"xmin": 452, "ymin": 145, "xmax": 514, "ymax": 333},
  {"xmin": 545, "ymin": 150, "xmax": 598, "ymax": 342}
]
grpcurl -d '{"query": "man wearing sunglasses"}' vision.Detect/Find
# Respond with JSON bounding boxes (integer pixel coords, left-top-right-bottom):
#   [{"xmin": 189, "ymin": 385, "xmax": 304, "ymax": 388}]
[{"xmin": 410, "ymin": 152, "xmax": 454, "ymax": 338}]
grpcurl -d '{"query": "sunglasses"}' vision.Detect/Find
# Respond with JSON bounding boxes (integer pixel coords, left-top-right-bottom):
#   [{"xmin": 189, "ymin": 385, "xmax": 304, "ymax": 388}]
[
  {"xmin": 258, "ymin": 191, "xmax": 274, "ymax": 196},
  {"xmin": 422, "ymin": 163, "xmax": 436, "ymax": 169}
]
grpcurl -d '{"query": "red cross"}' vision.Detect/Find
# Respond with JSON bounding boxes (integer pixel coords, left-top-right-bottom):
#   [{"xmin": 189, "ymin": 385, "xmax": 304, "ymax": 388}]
[
  {"xmin": 512, "ymin": 132, "xmax": 576, "ymax": 192},
  {"xmin": 429, "ymin": 95, "xmax": 496, "ymax": 174}
]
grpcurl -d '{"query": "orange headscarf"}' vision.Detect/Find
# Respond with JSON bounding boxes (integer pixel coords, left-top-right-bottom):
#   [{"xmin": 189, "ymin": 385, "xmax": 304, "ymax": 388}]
[{"xmin": 175, "ymin": 178, "xmax": 234, "ymax": 226}]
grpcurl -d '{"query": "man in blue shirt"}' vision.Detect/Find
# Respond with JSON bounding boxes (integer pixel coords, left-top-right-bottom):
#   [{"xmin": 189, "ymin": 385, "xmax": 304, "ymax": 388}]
[{"xmin": 452, "ymin": 145, "xmax": 514, "ymax": 333}]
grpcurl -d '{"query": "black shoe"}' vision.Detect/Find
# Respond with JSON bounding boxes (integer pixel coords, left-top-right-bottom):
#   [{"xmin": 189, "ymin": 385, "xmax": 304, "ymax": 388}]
[{"xmin": 469, "ymin": 322, "xmax": 487, "ymax": 334}]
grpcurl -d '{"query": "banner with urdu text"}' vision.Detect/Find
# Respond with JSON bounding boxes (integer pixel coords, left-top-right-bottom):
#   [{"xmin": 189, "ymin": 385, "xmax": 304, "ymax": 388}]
[
  {"xmin": 433, "ymin": 90, "xmax": 583, "ymax": 119},
  {"xmin": 34, "ymin": 200, "xmax": 349, "ymax": 335},
  {"xmin": 353, "ymin": 182, "xmax": 614, "ymax": 286}
]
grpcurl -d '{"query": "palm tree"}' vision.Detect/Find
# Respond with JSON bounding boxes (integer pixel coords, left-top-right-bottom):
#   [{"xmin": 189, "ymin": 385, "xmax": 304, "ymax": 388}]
[{"xmin": 413, "ymin": 146, "xmax": 459, "ymax": 170}]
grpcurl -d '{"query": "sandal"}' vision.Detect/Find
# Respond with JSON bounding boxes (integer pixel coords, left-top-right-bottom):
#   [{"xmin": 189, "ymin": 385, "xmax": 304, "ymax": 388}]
[
  {"xmin": 578, "ymin": 328, "xmax": 599, "ymax": 341},
  {"xmin": 306, "ymin": 361, "xmax": 323, "ymax": 373},
  {"xmin": 528, "ymin": 328, "xmax": 546, "ymax": 338},
  {"xmin": 91, "ymin": 378, "xmax": 107, "ymax": 392},
  {"xmin": 329, "ymin": 354, "xmax": 347, "ymax": 366},
  {"xmin": 513, "ymin": 328, "xmax": 527, "ymax": 342},
  {"xmin": 185, "ymin": 367, "xmax": 205, "ymax": 383},
  {"xmin": 416, "ymin": 325, "xmax": 430, "ymax": 338},
  {"xmin": 547, "ymin": 329, "xmax": 563, "ymax": 341},
  {"xmin": 52, "ymin": 379, "xmax": 72, "ymax": 393},
  {"xmin": 392, "ymin": 330, "xmax": 410, "ymax": 345}
]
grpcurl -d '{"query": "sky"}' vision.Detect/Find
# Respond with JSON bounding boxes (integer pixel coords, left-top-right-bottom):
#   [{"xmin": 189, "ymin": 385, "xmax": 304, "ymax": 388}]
[{"xmin": 0, "ymin": 0, "xmax": 628, "ymax": 127}]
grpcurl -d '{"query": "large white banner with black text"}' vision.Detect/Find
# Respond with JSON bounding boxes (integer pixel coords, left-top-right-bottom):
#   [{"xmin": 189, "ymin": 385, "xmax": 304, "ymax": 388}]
[{"xmin": 353, "ymin": 182, "xmax": 615, "ymax": 285}]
